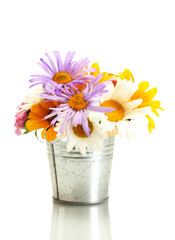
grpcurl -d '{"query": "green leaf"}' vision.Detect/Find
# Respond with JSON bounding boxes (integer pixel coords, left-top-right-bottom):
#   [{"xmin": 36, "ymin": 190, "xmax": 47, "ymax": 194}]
[{"xmin": 23, "ymin": 130, "xmax": 30, "ymax": 135}]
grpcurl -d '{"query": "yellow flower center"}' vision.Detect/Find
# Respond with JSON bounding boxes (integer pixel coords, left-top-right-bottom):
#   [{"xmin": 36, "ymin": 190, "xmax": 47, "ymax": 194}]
[
  {"xmin": 53, "ymin": 72, "xmax": 72, "ymax": 84},
  {"xmin": 73, "ymin": 120, "xmax": 93, "ymax": 138},
  {"xmin": 68, "ymin": 93, "xmax": 88, "ymax": 111},
  {"xmin": 100, "ymin": 100, "xmax": 125, "ymax": 122}
]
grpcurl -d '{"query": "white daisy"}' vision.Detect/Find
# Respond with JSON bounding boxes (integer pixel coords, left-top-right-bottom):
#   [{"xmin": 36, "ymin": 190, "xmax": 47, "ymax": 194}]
[
  {"xmin": 100, "ymin": 79, "xmax": 151, "ymax": 140},
  {"xmin": 54, "ymin": 112, "xmax": 110, "ymax": 155},
  {"xmin": 18, "ymin": 87, "xmax": 44, "ymax": 113}
]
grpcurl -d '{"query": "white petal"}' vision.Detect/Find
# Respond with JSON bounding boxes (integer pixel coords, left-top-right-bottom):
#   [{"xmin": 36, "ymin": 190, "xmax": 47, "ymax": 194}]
[
  {"xmin": 124, "ymin": 88, "xmax": 138, "ymax": 102},
  {"xmin": 115, "ymin": 122, "xmax": 127, "ymax": 137},
  {"xmin": 125, "ymin": 122, "xmax": 140, "ymax": 141},
  {"xmin": 123, "ymin": 99, "xmax": 143, "ymax": 111},
  {"xmin": 124, "ymin": 107, "xmax": 151, "ymax": 119},
  {"xmin": 67, "ymin": 140, "xmax": 75, "ymax": 152},
  {"xmin": 100, "ymin": 82, "xmax": 114, "ymax": 103},
  {"xmin": 111, "ymin": 79, "xmax": 137, "ymax": 104}
]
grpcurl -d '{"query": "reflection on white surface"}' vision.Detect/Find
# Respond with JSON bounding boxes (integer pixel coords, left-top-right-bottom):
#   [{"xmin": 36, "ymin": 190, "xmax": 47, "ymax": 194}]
[{"xmin": 50, "ymin": 201, "xmax": 112, "ymax": 240}]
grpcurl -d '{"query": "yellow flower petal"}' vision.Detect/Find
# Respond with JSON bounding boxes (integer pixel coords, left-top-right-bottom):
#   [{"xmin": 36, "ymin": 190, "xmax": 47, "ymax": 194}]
[
  {"xmin": 129, "ymin": 77, "xmax": 164, "ymax": 133},
  {"xmin": 152, "ymin": 109, "xmax": 159, "ymax": 117},
  {"xmin": 142, "ymin": 87, "xmax": 157, "ymax": 102},
  {"xmin": 138, "ymin": 81, "xmax": 150, "ymax": 91},
  {"xmin": 91, "ymin": 63, "xmax": 100, "ymax": 76},
  {"xmin": 91, "ymin": 63, "xmax": 116, "ymax": 83},
  {"xmin": 146, "ymin": 115, "xmax": 155, "ymax": 133},
  {"xmin": 117, "ymin": 69, "xmax": 134, "ymax": 82}
]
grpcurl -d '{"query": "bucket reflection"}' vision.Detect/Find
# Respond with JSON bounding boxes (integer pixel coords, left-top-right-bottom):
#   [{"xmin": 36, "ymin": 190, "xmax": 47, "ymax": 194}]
[{"xmin": 50, "ymin": 201, "xmax": 112, "ymax": 240}]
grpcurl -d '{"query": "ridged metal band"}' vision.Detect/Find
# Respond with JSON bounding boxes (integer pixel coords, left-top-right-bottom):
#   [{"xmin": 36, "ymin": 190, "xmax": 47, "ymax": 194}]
[{"xmin": 46, "ymin": 136, "xmax": 115, "ymax": 205}]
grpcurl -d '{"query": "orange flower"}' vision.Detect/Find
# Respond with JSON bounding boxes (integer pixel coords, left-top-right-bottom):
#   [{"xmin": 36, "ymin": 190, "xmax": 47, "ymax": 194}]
[{"xmin": 25, "ymin": 100, "xmax": 59, "ymax": 142}]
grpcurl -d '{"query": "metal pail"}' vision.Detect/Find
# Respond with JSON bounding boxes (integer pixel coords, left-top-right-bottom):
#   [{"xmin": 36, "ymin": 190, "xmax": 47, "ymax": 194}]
[{"xmin": 46, "ymin": 136, "xmax": 115, "ymax": 205}]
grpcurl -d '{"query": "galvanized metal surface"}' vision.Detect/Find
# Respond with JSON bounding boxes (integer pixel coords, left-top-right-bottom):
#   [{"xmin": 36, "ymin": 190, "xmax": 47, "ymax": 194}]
[{"xmin": 46, "ymin": 136, "xmax": 115, "ymax": 205}]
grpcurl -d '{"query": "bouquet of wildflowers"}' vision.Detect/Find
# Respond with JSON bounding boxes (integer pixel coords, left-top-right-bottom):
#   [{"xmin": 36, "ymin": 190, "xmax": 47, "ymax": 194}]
[{"xmin": 14, "ymin": 52, "xmax": 164, "ymax": 154}]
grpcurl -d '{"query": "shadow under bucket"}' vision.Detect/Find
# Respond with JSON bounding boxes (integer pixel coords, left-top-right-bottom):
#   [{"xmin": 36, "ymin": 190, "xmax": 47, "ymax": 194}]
[{"xmin": 46, "ymin": 136, "xmax": 115, "ymax": 205}]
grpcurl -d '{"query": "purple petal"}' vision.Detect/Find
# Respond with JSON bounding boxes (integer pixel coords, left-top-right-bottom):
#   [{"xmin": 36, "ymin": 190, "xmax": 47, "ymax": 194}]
[
  {"xmin": 40, "ymin": 58, "xmax": 54, "ymax": 74},
  {"xmin": 83, "ymin": 86, "xmax": 92, "ymax": 100},
  {"xmin": 88, "ymin": 74, "xmax": 103, "ymax": 88},
  {"xmin": 75, "ymin": 75, "xmax": 95, "ymax": 81},
  {"xmin": 74, "ymin": 68, "xmax": 96, "ymax": 76},
  {"xmin": 38, "ymin": 62, "xmax": 53, "ymax": 76},
  {"xmin": 29, "ymin": 82, "xmax": 44, "ymax": 88},
  {"xmin": 45, "ymin": 53, "xmax": 57, "ymax": 73},
  {"xmin": 70, "ymin": 58, "xmax": 90, "ymax": 76},
  {"xmin": 69, "ymin": 80, "xmax": 85, "ymax": 85},
  {"xmin": 41, "ymin": 93, "xmax": 67, "ymax": 102},
  {"xmin": 87, "ymin": 100, "xmax": 100, "ymax": 105},
  {"xmin": 29, "ymin": 77, "xmax": 50, "ymax": 83},
  {"xmin": 64, "ymin": 52, "xmax": 75, "ymax": 72},
  {"xmin": 30, "ymin": 74, "xmax": 51, "ymax": 78},
  {"xmin": 82, "ymin": 113, "xmax": 91, "ymax": 137},
  {"xmin": 60, "ymin": 116, "xmax": 70, "ymax": 133},
  {"xmin": 44, "ymin": 110, "xmax": 57, "ymax": 120},
  {"xmin": 63, "ymin": 52, "xmax": 71, "ymax": 70},
  {"xmin": 87, "ymin": 106, "xmax": 115, "ymax": 113},
  {"xmin": 60, "ymin": 109, "xmax": 75, "ymax": 133},
  {"xmin": 74, "ymin": 111, "xmax": 83, "ymax": 126},
  {"xmin": 54, "ymin": 103, "xmax": 69, "ymax": 109},
  {"xmin": 50, "ymin": 110, "xmax": 69, "ymax": 125},
  {"xmin": 68, "ymin": 85, "xmax": 77, "ymax": 94},
  {"xmin": 53, "ymin": 51, "xmax": 63, "ymax": 72}
]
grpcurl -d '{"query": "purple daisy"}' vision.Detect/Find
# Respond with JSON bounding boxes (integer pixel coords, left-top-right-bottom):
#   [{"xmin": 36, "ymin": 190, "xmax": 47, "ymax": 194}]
[
  {"xmin": 41, "ymin": 74, "xmax": 114, "ymax": 137},
  {"xmin": 29, "ymin": 51, "xmax": 95, "ymax": 93}
]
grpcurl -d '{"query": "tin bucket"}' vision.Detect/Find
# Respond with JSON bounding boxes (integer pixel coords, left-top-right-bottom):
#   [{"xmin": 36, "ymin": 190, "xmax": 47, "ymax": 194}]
[{"xmin": 46, "ymin": 136, "xmax": 115, "ymax": 205}]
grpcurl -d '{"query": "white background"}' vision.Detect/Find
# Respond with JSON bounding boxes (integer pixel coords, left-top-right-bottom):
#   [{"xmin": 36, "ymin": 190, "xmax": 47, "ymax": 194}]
[{"xmin": 0, "ymin": 0, "xmax": 175, "ymax": 239}]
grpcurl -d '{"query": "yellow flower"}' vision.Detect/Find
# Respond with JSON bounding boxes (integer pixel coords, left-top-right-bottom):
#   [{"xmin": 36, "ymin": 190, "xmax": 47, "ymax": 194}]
[
  {"xmin": 117, "ymin": 69, "xmax": 135, "ymax": 82},
  {"xmin": 91, "ymin": 63, "xmax": 117, "ymax": 83},
  {"xmin": 130, "ymin": 81, "xmax": 164, "ymax": 133}
]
